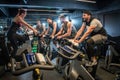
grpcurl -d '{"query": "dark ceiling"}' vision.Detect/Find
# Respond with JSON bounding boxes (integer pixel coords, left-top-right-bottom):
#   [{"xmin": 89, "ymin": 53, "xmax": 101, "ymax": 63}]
[{"xmin": 0, "ymin": 0, "xmax": 116, "ymax": 24}]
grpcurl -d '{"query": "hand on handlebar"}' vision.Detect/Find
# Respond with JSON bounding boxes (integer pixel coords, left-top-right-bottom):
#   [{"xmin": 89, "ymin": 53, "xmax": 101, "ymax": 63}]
[
  {"xmin": 33, "ymin": 29, "xmax": 38, "ymax": 35},
  {"xmin": 68, "ymin": 39, "xmax": 79, "ymax": 47},
  {"xmin": 57, "ymin": 36, "xmax": 62, "ymax": 39},
  {"xmin": 39, "ymin": 34, "xmax": 43, "ymax": 37},
  {"xmin": 50, "ymin": 35, "xmax": 55, "ymax": 39},
  {"xmin": 74, "ymin": 40, "xmax": 80, "ymax": 43}
]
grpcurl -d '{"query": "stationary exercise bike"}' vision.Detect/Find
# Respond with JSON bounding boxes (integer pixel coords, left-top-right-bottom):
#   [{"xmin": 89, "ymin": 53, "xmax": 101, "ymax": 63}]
[
  {"xmin": 6, "ymin": 31, "xmax": 55, "ymax": 80},
  {"xmin": 52, "ymin": 38, "xmax": 94, "ymax": 80},
  {"xmin": 57, "ymin": 45, "xmax": 95, "ymax": 80},
  {"xmin": 102, "ymin": 40, "xmax": 120, "ymax": 74},
  {"xmin": 0, "ymin": 31, "xmax": 10, "ymax": 76}
]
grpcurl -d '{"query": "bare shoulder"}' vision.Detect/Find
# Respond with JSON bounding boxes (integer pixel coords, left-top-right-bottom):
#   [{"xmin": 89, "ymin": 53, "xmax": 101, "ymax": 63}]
[
  {"xmin": 67, "ymin": 22, "xmax": 72, "ymax": 26},
  {"xmin": 53, "ymin": 21, "xmax": 57, "ymax": 25},
  {"xmin": 13, "ymin": 15, "xmax": 20, "ymax": 22}
]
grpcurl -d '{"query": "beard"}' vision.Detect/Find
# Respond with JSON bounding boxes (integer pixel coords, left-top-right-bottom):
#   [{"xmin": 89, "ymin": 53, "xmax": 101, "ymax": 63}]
[{"xmin": 82, "ymin": 18, "xmax": 87, "ymax": 22}]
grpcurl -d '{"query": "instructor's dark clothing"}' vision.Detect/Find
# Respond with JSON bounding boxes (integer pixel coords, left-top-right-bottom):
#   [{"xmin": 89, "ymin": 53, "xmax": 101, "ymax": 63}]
[{"xmin": 7, "ymin": 22, "xmax": 26, "ymax": 57}]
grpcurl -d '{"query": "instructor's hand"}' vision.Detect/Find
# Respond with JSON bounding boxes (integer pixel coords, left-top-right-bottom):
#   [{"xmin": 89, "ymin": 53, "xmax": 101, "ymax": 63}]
[{"xmin": 33, "ymin": 29, "xmax": 38, "ymax": 35}]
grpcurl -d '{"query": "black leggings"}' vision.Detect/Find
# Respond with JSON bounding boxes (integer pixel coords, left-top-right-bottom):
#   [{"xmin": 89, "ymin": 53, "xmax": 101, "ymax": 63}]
[{"xmin": 8, "ymin": 33, "xmax": 26, "ymax": 57}]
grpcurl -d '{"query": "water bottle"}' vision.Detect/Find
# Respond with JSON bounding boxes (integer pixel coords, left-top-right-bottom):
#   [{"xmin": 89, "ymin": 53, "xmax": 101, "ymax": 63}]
[
  {"xmin": 31, "ymin": 53, "xmax": 36, "ymax": 64},
  {"xmin": 26, "ymin": 53, "xmax": 32, "ymax": 65}
]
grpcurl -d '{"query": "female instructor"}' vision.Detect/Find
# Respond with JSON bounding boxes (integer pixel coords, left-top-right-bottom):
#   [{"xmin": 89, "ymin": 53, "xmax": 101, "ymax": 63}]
[{"xmin": 7, "ymin": 9, "xmax": 38, "ymax": 58}]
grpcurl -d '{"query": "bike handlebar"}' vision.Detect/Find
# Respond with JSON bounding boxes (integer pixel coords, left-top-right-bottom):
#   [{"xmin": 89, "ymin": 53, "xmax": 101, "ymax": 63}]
[{"xmin": 57, "ymin": 46, "xmax": 85, "ymax": 60}]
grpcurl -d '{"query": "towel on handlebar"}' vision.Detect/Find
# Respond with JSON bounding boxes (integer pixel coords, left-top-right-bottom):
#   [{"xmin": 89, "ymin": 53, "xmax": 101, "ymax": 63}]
[
  {"xmin": 68, "ymin": 39, "xmax": 79, "ymax": 47},
  {"xmin": 35, "ymin": 53, "xmax": 46, "ymax": 65}
]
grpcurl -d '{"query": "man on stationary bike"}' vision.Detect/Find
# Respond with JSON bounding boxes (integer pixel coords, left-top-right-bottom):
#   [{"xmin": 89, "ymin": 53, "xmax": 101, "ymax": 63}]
[
  {"xmin": 46, "ymin": 17, "xmax": 59, "ymax": 38},
  {"xmin": 73, "ymin": 10, "xmax": 107, "ymax": 66},
  {"xmin": 55, "ymin": 14, "xmax": 76, "ymax": 39},
  {"xmin": 54, "ymin": 14, "xmax": 76, "ymax": 73},
  {"xmin": 36, "ymin": 20, "xmax": 46, "ymax": 37}
]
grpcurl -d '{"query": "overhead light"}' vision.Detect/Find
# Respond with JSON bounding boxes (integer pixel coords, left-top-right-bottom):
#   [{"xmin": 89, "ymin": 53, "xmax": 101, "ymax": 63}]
[
  {"xmin": 76, "ymin": 0, "xmax": 96, "ymax": 3},
  {"xmin": 57, "ymin": 19, "xmax": 60, "ymax": 23},
  {"xmin": 23, "ymin": 0, "xmax": 28, "ymax": 4},
  {"xmin": 42, "ymin": 23, "xmax": 46, "ymax": 26}
]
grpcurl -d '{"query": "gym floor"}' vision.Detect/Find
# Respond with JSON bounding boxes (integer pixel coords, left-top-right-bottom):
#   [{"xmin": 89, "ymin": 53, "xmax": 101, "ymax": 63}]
[{"xmin": 0, "ymin": 59, "xmax": 116, "ymax": 80}]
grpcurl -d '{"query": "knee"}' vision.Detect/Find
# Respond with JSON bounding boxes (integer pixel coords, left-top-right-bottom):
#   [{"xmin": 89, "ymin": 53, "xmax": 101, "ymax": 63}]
[{"xmin": 86, "ymin": 38, "xmax": 94, "ymax": 46}]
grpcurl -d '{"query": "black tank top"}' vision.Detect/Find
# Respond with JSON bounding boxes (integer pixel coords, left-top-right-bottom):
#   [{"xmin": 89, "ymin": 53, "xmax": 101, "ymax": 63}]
[
  {"xmin": 49, "ymin": 21, "xmax": 53, "ymax": 29},
  {"xmin": 62, "ymin": 21, "xmax": 76, "ymax": 38},
  {"xmin": 62, "ymin": 21, "xmax": 68, "ymax": 34},
  {"xmin": 36, "ymin": 25, "xmax": 44, "ymax": 34},
  {"xmin": 8, "ymin": 22, "xmax": 21, "ymax": 33},
  {"xmin": 49, "ymin": 21, "xmax": 59, "ymax": 33},
  {"xmin": 85, "ymin": 17, "xmax": 107, "ymax": 36}
]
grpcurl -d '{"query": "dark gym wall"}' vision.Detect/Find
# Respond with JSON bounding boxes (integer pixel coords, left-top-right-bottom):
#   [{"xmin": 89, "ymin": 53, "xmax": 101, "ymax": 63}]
[
  {"xmin": 104, "ymin": 12, "xmax": 120, "ymax": 37},
  {"xmin": 94, "ymin": 12, "xmax": 120, "ymax": 37},
  {"xmin": 96, "ymin": 0, "xmax": 120, "ymax": 37},
  {"xmin": 70, "ymin": 11, "xmax": 82, "ymax": 31}
]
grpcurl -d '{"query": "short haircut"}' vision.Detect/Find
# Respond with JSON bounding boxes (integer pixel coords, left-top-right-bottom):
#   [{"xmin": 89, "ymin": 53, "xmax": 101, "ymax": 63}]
[
  {"xmin": 83, "ymin": 10, "xmax": 92, "ymax": 16},
  {"xmin": 18, "ymin": 8, "xmax": 27, "ymax": 15},
  {"xmin": 59, "ymin": 14, "xmax": 66, "ymax": 18},
  {"xmin": 47, "ymin": 17, "xmax": 53, "ymax": 20}
]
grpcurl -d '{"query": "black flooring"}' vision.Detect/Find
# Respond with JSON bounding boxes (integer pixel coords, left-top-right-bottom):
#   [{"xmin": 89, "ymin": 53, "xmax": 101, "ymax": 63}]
[{"xmin": 0, "ymin": 59, "xmax": 118, "ymax": 80}]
